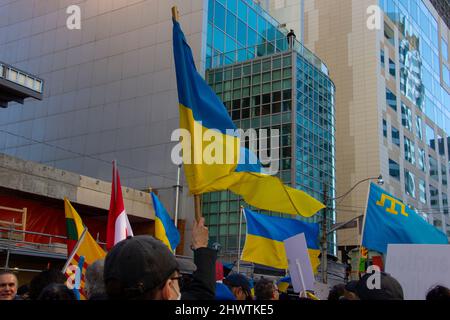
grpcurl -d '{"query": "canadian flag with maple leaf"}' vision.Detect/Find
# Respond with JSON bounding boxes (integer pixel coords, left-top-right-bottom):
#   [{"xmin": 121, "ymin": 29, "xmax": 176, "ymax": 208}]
[{"xmin": 106, "ymin": 161, "xmax": 134, "ymax": 250}]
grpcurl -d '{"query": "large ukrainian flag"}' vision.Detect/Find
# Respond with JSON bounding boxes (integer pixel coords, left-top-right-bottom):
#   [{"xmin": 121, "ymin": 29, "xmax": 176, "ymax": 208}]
[
  {"xmin": 172, "ymin": 19, "xmax": 324, "ymax": 217},
  {"xmin": 151, "ymin": 192, "xmax": 180, "ymax": 252},
  {"xmin": 241, "ymin": 208, "xmax": 321, "ymax": 273},
  {"xmin": 172, "ymin": 18, "xmax": 240, "ymax": 194}
]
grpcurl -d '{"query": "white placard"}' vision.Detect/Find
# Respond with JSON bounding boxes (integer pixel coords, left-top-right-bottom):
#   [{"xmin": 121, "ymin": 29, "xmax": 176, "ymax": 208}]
[
  {"xmin": 313, "ymin": 281, "xmax": 329, "ymax": 300},
  {"xmin": 284, "ymin": 233, "xmax": 315, "ymax": 294},
  {"xmin": 385, "ymin": 244, "xmax": 450, "ymax": 300}
]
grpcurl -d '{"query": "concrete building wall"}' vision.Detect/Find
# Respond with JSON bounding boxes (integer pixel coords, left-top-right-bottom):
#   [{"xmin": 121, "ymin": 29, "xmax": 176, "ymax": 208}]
[
  {"xmin": 0, "ymin": 152, "xmax": 154, "ymax": 219},
  {"xmin": 262, "ymin": 0, "xmax": 303, "ymax": 41},
  {"xmin": 0, "ymin": 0, "xmax": 209, "ymax": 253},
  {"xmin": 303, "ymin": 0, "xmax": 381, "ymax": 247}
]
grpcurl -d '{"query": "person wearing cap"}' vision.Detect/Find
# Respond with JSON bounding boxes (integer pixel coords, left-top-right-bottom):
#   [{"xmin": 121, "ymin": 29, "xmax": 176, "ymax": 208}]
[
  {"xmin": 215, "ymin": 262, "xmax": 235, "ymax": 300},
  {"xmin": 223, "ymin": 273, "xmax": 253, "ymax": 301},
  {"xmin": 104, "ymin": 217, "xmax": 217, "ymax": 300},
  {"xmin": 354, "ymin": 271, "xmax": 404, "ymax": 300}
]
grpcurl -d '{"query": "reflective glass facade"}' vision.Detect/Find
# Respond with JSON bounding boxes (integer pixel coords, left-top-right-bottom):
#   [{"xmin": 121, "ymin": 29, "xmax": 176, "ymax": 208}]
[
  {"xmin": 206, "ymin": 0, "xmax": 329, "ymax": 72},
  {"xmin": 203, "ymin": 0, "xmax": 336, "ymax": 261},
  {"xmin": 381, "ymin": 0, "xmax": 450, "ymax": 236}
]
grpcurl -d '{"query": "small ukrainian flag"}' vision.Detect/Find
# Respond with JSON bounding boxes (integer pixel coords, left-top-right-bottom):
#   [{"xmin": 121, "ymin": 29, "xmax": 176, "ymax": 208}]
[
  {"xmin": 151, "ymin": 192, "xmax": 180, "ymax": 252},
  {"xmin": 241, "ymin": 208, "xmax": 321, "ymax": 273},
  {"xmin": 277, "ymin": 276, "xmax": 291, "ymax": 293}
]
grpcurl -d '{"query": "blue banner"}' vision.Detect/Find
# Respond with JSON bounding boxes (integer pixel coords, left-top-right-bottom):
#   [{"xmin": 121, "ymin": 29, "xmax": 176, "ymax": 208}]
[{"xmin": 362, "ymin": 183, "xmax": 448, "ymax": 253}]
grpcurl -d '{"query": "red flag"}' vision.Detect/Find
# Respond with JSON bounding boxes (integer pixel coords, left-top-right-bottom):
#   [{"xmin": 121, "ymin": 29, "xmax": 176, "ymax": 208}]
[
  {"xmin": 106, "ymin": 161, "xmax": 134, "ymax": 250},
  {"xmin": 372, "ymin": 256, "xmax": 384, "ymax": 271}
]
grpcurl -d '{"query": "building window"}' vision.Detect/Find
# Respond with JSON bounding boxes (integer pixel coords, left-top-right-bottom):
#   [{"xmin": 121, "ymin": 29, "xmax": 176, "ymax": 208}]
[
  {"xmin": 389, "ymin": 58, "xmax": 396, "ymax": 77},
  {"xmin": 404, "ymin": 170, "xmax": 415, "ymax": 199},
  {"xmin": 426, "ymin": 124, "xmax": 435, "ymax": 150},
  {"xmin": 429, "ymin": 155, "xmax": 438, "ymax": 181},
  {"xmin": 389, "ymin": 159, "xmax": 400, "ymax": 180},
  {"xmin": 401, "ymin": 103, "xmax": 412, "ymax": 131},
  {"xmin": 444, "ymin": 65, "xmax": 450, "ymax": 88},
  {"xmin": 442, "ymin": 164, "xmax": 447, "ymax": 186},
  {"xmin": 384, "ymin": 22, "xmax": 395, "ymax": 47},
  {"xmin": 430, "ymin": 185, "xmax": 439, "ymax": 207},
  {"xmin": 404, "ymin": 136, "xmax": 415, "ymax": 165},
  {"xmin": 443, "ymin": 38, "xmax": 449, "ymax": 62},
  {"xmin": 442, "ymin": 193, "xmax": 448, "ymax": 214},
  {"xmin": 381, "ymin": 49, "xmax": 385, "ymax": 69},
  {"xmin": 434, "ymin": 219, "xmax": 442, "ymax": 227},
  {"xmin": 418, "ymin": 147, "xmax": 426, "ymax": 172},
  {"xmin": 416, "ymin": 116, "xmax": 423, "ymax": 141},
  {"xmin": 438, "ymin": 135, "xmax": 445, "ymax": 156},
  {"xmin": 392, "ymin": 126, "xmax": 400, "ymax": 147},
  {"xmin": 419, "ymin": 179, "xmax": 427, "ymax": 204},
  {"xmin": 383, "ymin": 119, "xmax": 387, "ymax": 138},
  {"xmin": 386, "ymin": 88, "xmax": 397, "ymax": 111}
]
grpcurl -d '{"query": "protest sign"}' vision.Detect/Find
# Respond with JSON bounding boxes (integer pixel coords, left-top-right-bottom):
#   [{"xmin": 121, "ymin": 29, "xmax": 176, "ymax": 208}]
[
  {"xmin": 385, "ymin": 244, "xmax": 450, "ymax": 300},
  {"xmin": 284, "ymin": 233, "xmax": 315, "ymax": 295}
]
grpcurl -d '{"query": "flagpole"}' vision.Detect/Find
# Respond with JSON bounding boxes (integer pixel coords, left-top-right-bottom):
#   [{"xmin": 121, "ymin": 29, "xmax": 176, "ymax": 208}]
[
  {"xmin": 174, "ymin": 165, "xmax": 181, "ymax": 227},
  {"xmin": 172, "ymin": 6, "xmax": 179, "ymax": 21},
  {"xmin": 237, "ymin": 206, "xmax": 243, "ymax": 273},
  {"xmin": 295, "ymin": 258, "xmax": 307, "ymax": 298},
  {"xmin": 172, "ymin": 5, "xmax": 202, "ymax": 224},
  {"xmin": 193, "ymin": 194, "xmax": 202, "ymax": 222},
  {"xmin": 357, "ymin": 183, "xmax": 372, "ymax": 279},
  {"xmin": 113, "ymin": 160, "xmax": 117, "ymax": 200},
  {"xmin": 62, "ymin": 228, "xmax": 87, "ymax": 273}
]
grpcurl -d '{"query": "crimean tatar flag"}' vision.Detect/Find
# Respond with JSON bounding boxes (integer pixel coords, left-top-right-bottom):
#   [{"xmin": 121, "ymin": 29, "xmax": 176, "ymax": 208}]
[
  {"xmin": 362, "ymin": 183, "xmax": 448, "ymax": 253},
  {"xmin": 63, "ymin": 199, "xmax": 106, "ymax": 300},
  {"xmin": 241, "ymin": 208, "xmax": 321, "ymax": 273},
  {"xmin": 151, "ymin": 192, "xmax": 180, "ymax": 252},
  {"xmin": 106, "ymin": 162, "xmax": 134, "ymax": 250},
  {"xmin": 172, "ymin": 19, "xmax": 324, "ymax": 218}
]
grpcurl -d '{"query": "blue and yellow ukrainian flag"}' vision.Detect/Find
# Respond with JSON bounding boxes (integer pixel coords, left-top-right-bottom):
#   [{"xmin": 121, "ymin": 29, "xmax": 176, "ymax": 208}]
[
  {"xmin": 277, "ymin": 276, "xmax": 291, "ymax": 293},
  {"xmin": 172, "ymin": 19, "xmax": 324, "ymax": 218},
  {"xmin": 362, "ymin": 183, "xmax": 448, "ymax": 253},
  {"xmin": 151, "ymin": 192, "xmax": 180, "ymax": 252},
  {"xmin": 172, "ymin": 18, "xmax": 240, "ymax": 194},
  {"xmin": 241, "ymin": 208, "xmax": 321, "ymax": 273}
]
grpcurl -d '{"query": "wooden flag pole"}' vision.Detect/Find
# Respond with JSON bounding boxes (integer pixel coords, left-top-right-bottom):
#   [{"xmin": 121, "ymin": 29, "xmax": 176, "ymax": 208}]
[
  {"xmin": 171, "ymin": 5, "xmax": 201, "ymax": 223},
  {"xmin": 194, "ymin": 194, "xmax": 202, "ymax": 223},
  {"xmin": 172, "ymin": 6, "xmax": 179, "ymax": 21}
]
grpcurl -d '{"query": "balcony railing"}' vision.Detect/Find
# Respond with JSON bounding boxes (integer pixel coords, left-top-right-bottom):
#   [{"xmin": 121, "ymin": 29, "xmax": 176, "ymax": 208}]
[
  {"xmin": 0, "ymin": 226, "xmax": 107, "ymax": 264},
  {"xmin": 207, "ymin": 37, "xmax": 329, "ymax": 76},
  {"xmin": 0, "ymin": 62, "xmax": 44, "ymax": 94}
]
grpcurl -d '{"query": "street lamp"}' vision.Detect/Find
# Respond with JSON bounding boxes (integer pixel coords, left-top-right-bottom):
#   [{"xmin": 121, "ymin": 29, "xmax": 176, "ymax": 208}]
[{"xmin": 321, "ymin": 175, "xmax": 383, "ymax": 284}]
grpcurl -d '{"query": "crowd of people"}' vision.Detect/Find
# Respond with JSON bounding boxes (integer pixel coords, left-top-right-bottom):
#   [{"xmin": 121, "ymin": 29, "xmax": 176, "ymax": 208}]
[{"xmin": 1, "ymin": 217, "xmax": 449, "ymax": 301}]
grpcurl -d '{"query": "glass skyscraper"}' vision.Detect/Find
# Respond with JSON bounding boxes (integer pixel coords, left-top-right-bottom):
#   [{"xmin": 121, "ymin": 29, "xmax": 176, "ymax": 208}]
[
  {"xmin": 281, "ymin": 0, "xmax": 450, "ymax": 263},
  {"xmin": 203, "ymin": 0, "xmax": 336, "ymax": 263},
  {"xmin": 380, "ymin": 0, "xmax": 450, "ymax": 234}
]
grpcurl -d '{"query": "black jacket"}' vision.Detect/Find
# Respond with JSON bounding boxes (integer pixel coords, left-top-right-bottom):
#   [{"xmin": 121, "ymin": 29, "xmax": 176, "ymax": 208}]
[{"xmin": 181, "ymin": 247, "xmax": 217, "ymax": 300}]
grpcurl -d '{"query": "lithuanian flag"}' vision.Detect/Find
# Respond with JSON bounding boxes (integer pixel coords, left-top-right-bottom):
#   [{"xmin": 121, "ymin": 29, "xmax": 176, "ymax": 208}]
[{"xmin": 63, "ymin": 198, "xmax": 106, "ymax": 300}]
